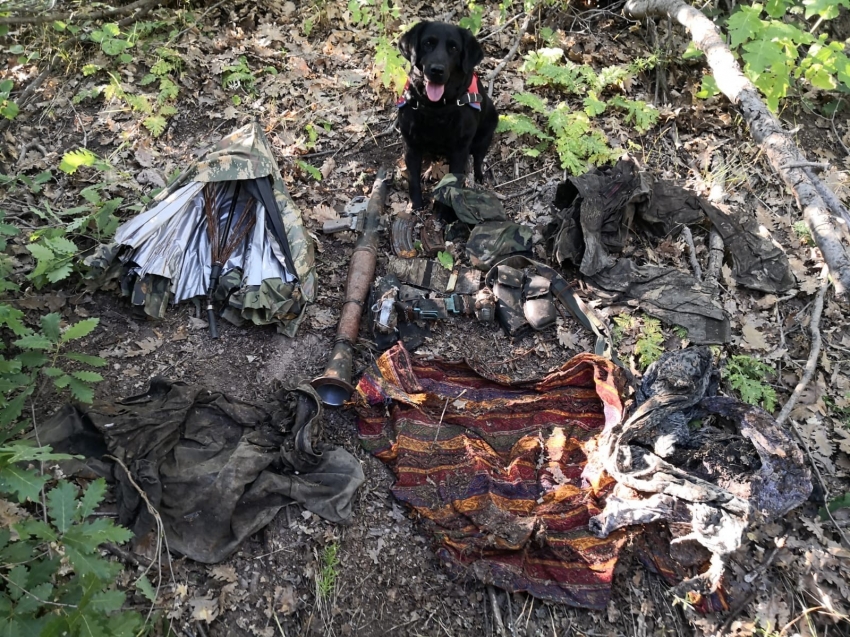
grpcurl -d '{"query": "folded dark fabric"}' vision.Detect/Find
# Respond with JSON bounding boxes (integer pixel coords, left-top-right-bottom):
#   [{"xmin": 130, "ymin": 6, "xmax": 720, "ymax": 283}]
[
  {"xmin": 590, "ymin": 258, "xmax": 731, "ymax": 344},
  {"xmin": 550, "ymin": 158, "xmax": 795, "ymax": 293},
  {"xmin": 355, "ymin": 344, "xmax": 629, "ymax": 609},
  {"xmin": 38, "ymin": 378, "xmax": 364, "ymax": 563}
]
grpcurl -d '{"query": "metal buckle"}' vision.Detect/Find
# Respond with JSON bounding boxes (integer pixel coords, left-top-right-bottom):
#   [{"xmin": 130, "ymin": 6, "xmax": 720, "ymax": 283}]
[
  {"xmin": 414, "ymin": 307, "xmax": 439, "ymax": 320},
  {"xmin": 445, "ymin": 294, "xmax": 461, "ymax": 315}
]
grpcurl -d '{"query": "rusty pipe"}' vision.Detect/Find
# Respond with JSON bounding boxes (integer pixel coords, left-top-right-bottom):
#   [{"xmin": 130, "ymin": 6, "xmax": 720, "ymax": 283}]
[{"xmin": 312, "ymin": 168, "xmax": 389, "ymax": 406}]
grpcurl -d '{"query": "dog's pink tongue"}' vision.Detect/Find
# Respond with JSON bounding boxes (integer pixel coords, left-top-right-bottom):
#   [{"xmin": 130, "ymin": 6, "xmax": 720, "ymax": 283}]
[{"xmin": 425, "ymin": 82, "xmax": 445, "ymax": 102}]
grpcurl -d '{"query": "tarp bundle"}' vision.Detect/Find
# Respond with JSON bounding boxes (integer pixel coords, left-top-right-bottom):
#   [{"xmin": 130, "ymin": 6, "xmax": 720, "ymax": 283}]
[{"xmin": 87, "ymin": 122, "xmax": 316, "ymax": 336}]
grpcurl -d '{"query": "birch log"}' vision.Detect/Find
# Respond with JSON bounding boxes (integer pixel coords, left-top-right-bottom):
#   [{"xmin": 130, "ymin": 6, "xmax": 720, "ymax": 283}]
[{"xmin": 625, "ymin": 0, "xmax": 850, "ymax": 294}]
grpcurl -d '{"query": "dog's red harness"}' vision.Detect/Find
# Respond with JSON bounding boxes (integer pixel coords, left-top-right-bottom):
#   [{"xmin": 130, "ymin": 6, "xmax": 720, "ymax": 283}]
[{"xmin": 397, "ymin": 73, "xmax": 483, "ymax": 110}]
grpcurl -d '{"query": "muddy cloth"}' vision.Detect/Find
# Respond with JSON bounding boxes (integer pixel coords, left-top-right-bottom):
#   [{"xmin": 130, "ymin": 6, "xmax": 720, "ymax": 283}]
[
  {"xmin": 433, "ymin": 173, "xmax": 507, "ymax": 224},
  {"xmin": 590, "ymin": 259, "xmax": 731, "ymax": 344},
  {"xmin": 38, "ymin": 378, "xmax": 364, "ymax": 564},
  {"xmin": 355, "ymin": 344, "xmax": 629, "ymax": 609},
  {"xmin": 550, "ymin": 159, "xmax": 794, "ymax": 293},
  {"xmin": 584, "ymin": 348, "xmax": 812, "ymax": 596}
]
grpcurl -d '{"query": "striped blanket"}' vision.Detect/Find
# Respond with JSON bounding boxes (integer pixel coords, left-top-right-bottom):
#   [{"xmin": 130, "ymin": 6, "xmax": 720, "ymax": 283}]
[{"xmin": 355, "ymin": 344, "xmax": 629, "ymax": 609}]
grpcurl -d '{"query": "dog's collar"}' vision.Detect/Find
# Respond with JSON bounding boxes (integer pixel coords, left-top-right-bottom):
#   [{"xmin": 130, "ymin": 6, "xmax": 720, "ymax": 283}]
[{"xmin": 397, "ymin": 72, "xmax": 483, "ymax": 110}]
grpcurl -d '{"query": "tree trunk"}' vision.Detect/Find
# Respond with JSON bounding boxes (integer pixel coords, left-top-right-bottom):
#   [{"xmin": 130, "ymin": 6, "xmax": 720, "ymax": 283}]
[{"xmin": 625, "ymin": 0, "xmax": 850, "ymax": 295}]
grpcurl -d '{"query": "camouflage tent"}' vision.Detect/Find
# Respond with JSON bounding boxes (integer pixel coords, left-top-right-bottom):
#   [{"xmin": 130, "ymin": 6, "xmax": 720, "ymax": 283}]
[{"xmin": 87, "ymin": 121, "xmax": 316, "ymax": 337}]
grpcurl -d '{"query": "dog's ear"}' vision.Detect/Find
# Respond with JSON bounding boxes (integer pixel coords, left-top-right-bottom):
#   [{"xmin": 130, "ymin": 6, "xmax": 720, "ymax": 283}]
[
  {"xmin": 399, "ymin": 22, "xmax": 427, "ymax": 65},
  {"xmin": 461, "ymin": 27, "xmax": 484, "ymax": 74}
]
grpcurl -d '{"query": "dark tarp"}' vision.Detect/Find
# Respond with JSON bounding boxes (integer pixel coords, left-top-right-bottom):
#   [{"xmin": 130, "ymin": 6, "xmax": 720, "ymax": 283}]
[
  {"xmin": 590, "ymin": 259, "xmax": 731, "ymax": 344},
  {"xmin": 38, "ymin": 379, "xmax": 364, "ymax": 563}
]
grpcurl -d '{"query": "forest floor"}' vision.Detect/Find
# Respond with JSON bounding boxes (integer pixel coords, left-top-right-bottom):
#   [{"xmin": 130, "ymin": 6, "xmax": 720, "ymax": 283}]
[{"xmin": 2, "ymin": 1, "xmax": 850, "ymax": 636}]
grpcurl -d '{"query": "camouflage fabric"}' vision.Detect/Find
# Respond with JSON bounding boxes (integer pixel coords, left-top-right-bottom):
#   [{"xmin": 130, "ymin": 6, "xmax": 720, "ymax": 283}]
[
  {"xmin": 465, "ymin": 221, "xmax": 533, "ymax": 271},
  {"xmin": 432, "ymin": 173, "xmax": 507, "ymax": 224},
  {"xmin": 85, "ymin": 121, "xmax": 316, "ymax": 337}
]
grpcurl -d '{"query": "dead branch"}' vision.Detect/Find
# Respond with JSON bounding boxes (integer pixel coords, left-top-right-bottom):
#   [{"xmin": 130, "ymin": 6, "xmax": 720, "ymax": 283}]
[
  {"xmin": 704, "ymin": 229, "xmax": 724, "ymax": 287},
  {"xmin": 784, "ymin": 161, "xmax": 829, "ymax": 171},
  {"xmin": 804, "ymin": 167, "xmax": 850, "ymax": 227},
  {"xmin": 0, "ymin": 0, "xmax": 161, "ymax": 25},
  {"xmin": 624, "ymin": 0, "xmax": 850, "ymax": 295},
  {"xmin": 775, "ymin": 268, "xmax": 828, "ymax": 427},
  {"xmin": 487, "ymin": 585, "xmax": 506, "ymax": 637},
  {"xmin": 681, "ymin": 226, "xmax": 702, "ymax": 281},
  {"xmin": 486, "ymin": 8, "xmax": 536, "ymax": 97}
]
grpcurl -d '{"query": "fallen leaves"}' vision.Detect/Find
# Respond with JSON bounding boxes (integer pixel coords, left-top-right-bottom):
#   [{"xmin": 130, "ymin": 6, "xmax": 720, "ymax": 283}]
[{"xmin": 741, "ymin": 320, "xmax": 769, "ymax": 350}]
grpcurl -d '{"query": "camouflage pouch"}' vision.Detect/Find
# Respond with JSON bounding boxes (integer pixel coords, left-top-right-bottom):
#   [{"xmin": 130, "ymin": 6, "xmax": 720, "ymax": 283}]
[
  {"xmin": 433, "ymin": 173, "xmax": 507, "ymax": 224},
  {"xmin": 466, "ymin": 221, "xmax": 533, "ymax": 271}
]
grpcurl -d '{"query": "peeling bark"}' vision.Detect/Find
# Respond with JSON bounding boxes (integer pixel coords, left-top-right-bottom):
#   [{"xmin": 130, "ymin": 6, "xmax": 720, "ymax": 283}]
[{"xmin": 625, "ymin": 0, "xmax": 850, "ymax": 294}]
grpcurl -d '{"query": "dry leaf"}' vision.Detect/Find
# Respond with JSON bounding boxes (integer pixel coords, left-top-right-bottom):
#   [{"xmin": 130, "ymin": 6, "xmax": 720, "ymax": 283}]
[
  {"xmin": 307, "ymin": 204, "xmax": 337, "ymax": 225},
  {"xmin": 320, "ymin": 157, "xmax": 336, "ymax": 179},
  {"xmin": 741, "ymin": 321, "xmax": 769, "ymax": 350},
  {"xmin": 123, "ymin": 337, "xmax": 163, "ymax": 358},
  {"xmin": 309, "ymin": 306, "xmax": 336, "ymax": 329},
  {"xmin": 210, "ymin": 565, "xmax": 238, "ymax": 583},
  {"xmin": 276, "ymin": 584, "xmax": 297, "ymax": 615},
  {"xmin": 190, "ymin": 597, "xmax": 219, "ymax": 623}
]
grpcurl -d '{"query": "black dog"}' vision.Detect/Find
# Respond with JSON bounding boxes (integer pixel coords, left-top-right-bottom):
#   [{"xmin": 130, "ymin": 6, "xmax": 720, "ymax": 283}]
[{"xmin": 397, "ymin": 21, "xmax": 499, "ymax": 210}]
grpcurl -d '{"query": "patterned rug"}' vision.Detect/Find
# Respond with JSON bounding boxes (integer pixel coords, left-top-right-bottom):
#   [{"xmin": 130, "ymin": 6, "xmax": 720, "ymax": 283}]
[{"xmin": 355, "ymin": 344, "xmax": 629, "ymax": 609}]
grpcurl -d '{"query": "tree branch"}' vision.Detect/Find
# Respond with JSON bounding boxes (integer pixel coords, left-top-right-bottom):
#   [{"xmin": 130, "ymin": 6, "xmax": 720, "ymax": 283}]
[
  {"xmin": 485, "ymin": 9, "xmax": 536, "ymax": 97},
  {"xmin": 0, "ymin": 0, "xmax": 161, "ymax": 25},
  {"xmin": 625, "ymin": 0, "xmax": 850, "ymax": 295}
]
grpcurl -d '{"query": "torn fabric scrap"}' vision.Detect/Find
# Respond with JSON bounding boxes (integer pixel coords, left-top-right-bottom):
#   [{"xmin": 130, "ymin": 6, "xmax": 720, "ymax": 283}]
[
  {"xmin": 355, "ymin": 344, "xmax": 629, "ymax": 609},
  {"xmin": 584, "ymin": 347, "xmax": 811, "ymax": 596}
]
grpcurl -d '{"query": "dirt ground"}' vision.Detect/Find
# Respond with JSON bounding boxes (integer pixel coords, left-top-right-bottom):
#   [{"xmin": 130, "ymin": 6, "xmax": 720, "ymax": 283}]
[{"xmin": 4, "ymin": 1, "xmax": 850, "ymax": 636}]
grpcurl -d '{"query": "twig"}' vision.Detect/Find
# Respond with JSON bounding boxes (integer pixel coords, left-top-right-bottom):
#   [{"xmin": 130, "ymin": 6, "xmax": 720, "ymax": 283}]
[
  {"xmin": 488, "ymin": 585, "xmax": 507, "ymax": 637},
  {"xmin": 784, "ymin": 161, "xmax": 829, "ymax": 170},
  {"xmin": 681, "ymin": 227, "xmax": 702, "ymax": 281},
  {"xmin": 486, "ymin": 9, "xmax": 536, "ymax": 97},
  {"xmin": 478, "ymin": 12, "xmax": 525, "ymax": 42},
  {"xmin": 0, "ymin": 572, "xmax": 77, "ymax": 608},
  {"xmin": 703, "ymin": 229, "xmax": 724, "ymax": 288},
  {"xmin": 775, "ymin": 268, "xmax": 828, "ymax": 427},
  {"xmin": 106, "ymin": 454, "xmax": 177, "ymax": 632},
  {"xmin": 0, "ymin": 0, "xmax": 161, "ymax": 25},
  {"xmin": 495, "ymin": 167, "xmax": 546, "ymax": 189},
  {"xmin": 103, "ymin": 542, "xmax": 153, "ymax": 568}
]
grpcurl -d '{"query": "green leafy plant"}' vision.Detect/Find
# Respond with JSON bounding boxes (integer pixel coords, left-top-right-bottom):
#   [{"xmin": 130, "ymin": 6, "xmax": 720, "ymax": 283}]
[
  {"xmin": 316, "ymin": 542, "xmax": 340, "ymax": 600},
  {"xmin": 497, "ymin": 49, "xmax": 660, "ymax": 174},
  {"xmin": 724, "ymin": 355, "xmax": 777, "ymax": 412},
  {"xmin": 459, "ymin": 1, "xmax": 485, "ymax": 35},
  {"xmin": 374, "ymin": 35, "xmax": 409, "ymax": 94},
  {"xmin": 612, "ymin": 313, "xmax": 635, "ymax": 345},
  {"xmin": 437, "ymin": 251, "xmax": 454, "ymax": 270},
  {"xmin": 699, "ymin": 1, "xmax": 850, "ymax": 111},
  {"xmin": 0, "ymin": 457, "xmax": 143, "ymax": 636},
  {"xmin": 635, "ymin": 315, "xmax": 664, "ymax": 370},
  {"xmin": 296, "ymin": 160, "xmax": 322, "ymax": 181},
  {"xmin": 0, "ymin": 80, "xmax": 19, "ymax": 121}
]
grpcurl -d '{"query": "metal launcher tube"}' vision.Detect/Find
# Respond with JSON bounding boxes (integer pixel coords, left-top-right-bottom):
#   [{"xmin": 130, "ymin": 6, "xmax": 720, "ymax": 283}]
[{"xmin": 311, "ymin": 168, "xmax": 388, "ymax": 406}]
